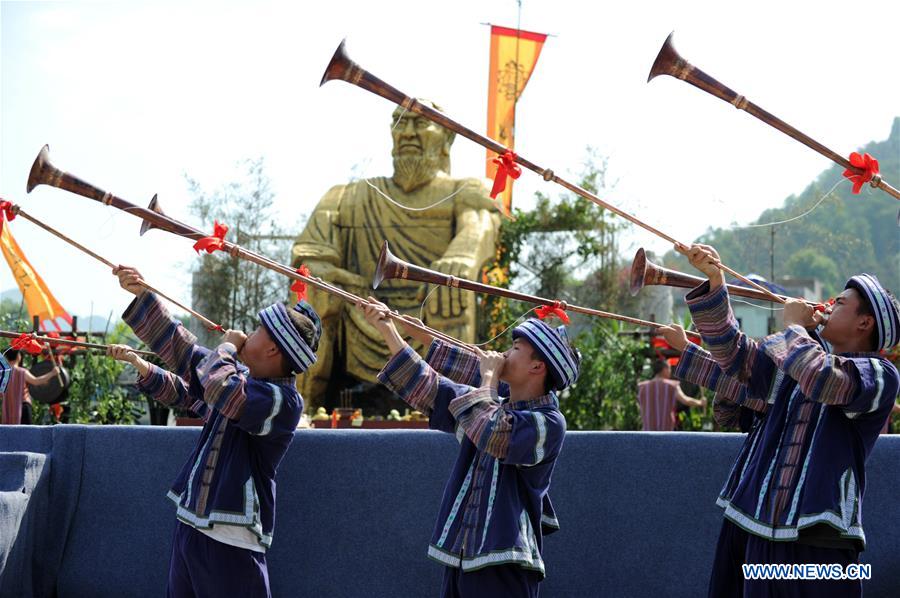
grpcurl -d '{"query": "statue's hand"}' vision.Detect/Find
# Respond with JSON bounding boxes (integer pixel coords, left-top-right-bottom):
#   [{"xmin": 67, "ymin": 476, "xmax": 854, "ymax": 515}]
[
  {"xmin": 304, "ymin": 261, "xmax": 369, "ymax": 290},
  {"xmin": 426, "ymin": 257, "xmax": 476, "ymax": 320}
]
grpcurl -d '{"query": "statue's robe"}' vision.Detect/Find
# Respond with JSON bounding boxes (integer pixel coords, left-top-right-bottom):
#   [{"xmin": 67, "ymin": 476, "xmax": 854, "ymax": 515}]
[{"xmin": 293, "ymin": 174, "xmax": 498, "ymax": 400}]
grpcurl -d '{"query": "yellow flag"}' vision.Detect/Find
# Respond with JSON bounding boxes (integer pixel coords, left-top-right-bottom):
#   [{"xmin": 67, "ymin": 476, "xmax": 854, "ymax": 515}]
[
  {"xmin": 0, "ymin": 221, "xmax": 72, "ymax": 331},
  {"xmin": 486, "ymin": 25, "xmax": 547, "ymax": 215}
]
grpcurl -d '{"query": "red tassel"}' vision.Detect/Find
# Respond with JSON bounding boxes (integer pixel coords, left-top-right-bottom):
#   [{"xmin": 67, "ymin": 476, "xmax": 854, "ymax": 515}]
[
  {"xmin": 490, "ymin": 151, "xmax": 522, "ymax": 199},
  {"xmin": 842, "ymin": 152, "xmax": 879, "ymax": 194},
  {"xmin": 192, "ymin": 220, "xmax": 229, "ymax": 254},
  {"xmin": 535, "ymin": 301, "xmax": 570, "ymax": 324},
  {"xmin": 291, "ymin": 264, "xmax": 311, "ymax": 301},
  {"xmin": 11, "ymin": 333, "xmax": 44, "ymax": 355}
]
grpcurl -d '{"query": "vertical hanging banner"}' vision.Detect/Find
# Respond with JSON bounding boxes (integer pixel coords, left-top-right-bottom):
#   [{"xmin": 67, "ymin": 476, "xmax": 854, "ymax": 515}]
[
  {"xmin": 486, "ymin": 24, "xmax": 547, "ymax": 215},
  {"xmin": 0, "ymin": 221, "xmax": 72, "ymax": 331}
]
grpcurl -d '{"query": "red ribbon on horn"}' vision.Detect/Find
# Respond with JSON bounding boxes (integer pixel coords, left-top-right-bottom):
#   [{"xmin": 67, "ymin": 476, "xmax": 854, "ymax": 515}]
[
  {"xmin": 291, "ymin": 264, "xmax": 311, "ymax": 301},
  {"xmin": 490, "ymin": 151, "xmax": 522, "ymax": 199},
  {"xmin": 813, "ymin": 297, "xmax": 835, "ymax": 313},
  {"xmin": 193, "ymin": 220, "xmax": 229, "ymax": 254},
  {"xmin": 842, "ymin": 152, "xmax": 879, "ymax": 194},
  {"xmin": 0, "ymin": 200, "xmax": 17, "ymax": 222},
  {"xmin": 11, "ymin": 333, "xmax": 44, "ymax": 355},
  {"xmin": 535, "ymin": 301, "xmax": 570, "ymax": 324}
]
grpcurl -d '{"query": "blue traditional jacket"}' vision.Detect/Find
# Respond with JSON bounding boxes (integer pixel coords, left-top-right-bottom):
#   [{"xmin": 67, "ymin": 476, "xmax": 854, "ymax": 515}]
[
  {"xmin": 684, "ymin": 282, "xmax": 898, "ymax": 549},
  {"xmin": 123, "ymin": 292, "xmax": 303, "ymax": 550},
  {"xmin": 378, "ymin": 339, "xmax": 565, "ymax": 577}
]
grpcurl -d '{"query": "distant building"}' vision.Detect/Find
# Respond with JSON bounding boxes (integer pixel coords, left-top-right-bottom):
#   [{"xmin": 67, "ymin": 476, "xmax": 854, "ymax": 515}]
[{"xmin": 672, "ymin": 274, "xmax": 823, "ymax": 339}]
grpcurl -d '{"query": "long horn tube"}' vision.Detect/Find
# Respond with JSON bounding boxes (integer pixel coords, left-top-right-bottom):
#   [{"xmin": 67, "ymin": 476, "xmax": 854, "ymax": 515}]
[
  {"xmin": 0, "ymin": 330, "xmax": 155, "ymax": 357},
  {"xmin": 7, "ymin": 202, "xmax": 224, "ymax": 331},
  {"xmin": 629, "ymin": 248, "xmax": 820, "ymax": 307},
  {"xmin": 320, "ymin": 40, "xmax": 788, "ymax": 304},
  {"xmin": 374, "ymin": 240, "xmax": 701, "ymax": 340},
  {"xmin": 26, "ymin": 145, "xmax": 471, "ymax": 350},
  {"xmin": 648, "ymin": 32, "xmax": 899, "ymax": 201}
]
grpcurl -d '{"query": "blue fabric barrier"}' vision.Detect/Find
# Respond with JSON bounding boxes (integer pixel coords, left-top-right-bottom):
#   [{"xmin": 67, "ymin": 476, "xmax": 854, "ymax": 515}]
[{"xmin": 0, "ymin": 426, "xmax": 897, "ymax": 597}]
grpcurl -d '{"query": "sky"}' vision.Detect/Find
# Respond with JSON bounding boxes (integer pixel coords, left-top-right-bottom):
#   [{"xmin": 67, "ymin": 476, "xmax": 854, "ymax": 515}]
[{"xmin": 1, "ymin": 0, "xmax": 898, "ymax": 324}]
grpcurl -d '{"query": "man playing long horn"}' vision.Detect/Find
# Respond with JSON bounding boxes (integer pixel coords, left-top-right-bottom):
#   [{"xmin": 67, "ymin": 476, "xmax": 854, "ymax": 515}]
[
  {"xmin": 292, "ymin": 100, "xmax": 499, "ymax": 408},
  {"xmin": 678, "ymin": 243, "xmax": 900, "ymax": 597}
]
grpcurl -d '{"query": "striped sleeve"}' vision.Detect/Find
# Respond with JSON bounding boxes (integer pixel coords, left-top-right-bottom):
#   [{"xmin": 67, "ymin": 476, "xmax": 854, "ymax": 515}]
[
  {"xmin": 448, "ymin": 389, "xmax": 565, "ymax": 466},
  {"xmin": 196, "ymin": 343, "xmax": 248, "ymax": 421},
  {"xmin": 674, "ymin": 342, "xmax": 766, "ymax": 413},
  {"xmin": 686, "ymin": 282, "xmax": 775, "ymax": 399},
  {"xmin": 761, "ymin": 326, "xmax": 899, "ymax": 416},
  {"xmin": 378, "ymin": 346, "xmax": 475, "ymax": 434},
  {"xmin": 136, "ymin": 363, "xmax": 195, "ymax": 411},
  {"xmin": 424, "ymin": 339, "xmax": 482, "ymax": 386},
  {"xmin": 123, "ymin": 291, "xmax": 205, "ymax": 379}
]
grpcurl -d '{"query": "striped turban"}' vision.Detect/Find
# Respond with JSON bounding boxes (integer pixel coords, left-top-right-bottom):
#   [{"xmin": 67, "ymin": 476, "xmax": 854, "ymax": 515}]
[
  {"xmin": 258, "ymin": 301, "xmax": 321, "ymax": 373},
  {"xmin": 845, "ymin": 274, "xmax": 899, "ymax": 352},
  {"xmin": 512, "ymin": 318, "xmax": 580, "ymax": 390}
]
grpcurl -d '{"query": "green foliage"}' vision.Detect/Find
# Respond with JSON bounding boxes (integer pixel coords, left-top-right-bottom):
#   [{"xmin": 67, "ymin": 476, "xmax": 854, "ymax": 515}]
[
  {"xmin": 560, "ymin": 320, "xmax": 646, "ymax": 430},
  {"xmin": 480, "ymin": 149, "xmax": 635, "ymax": 351},
  {"xmin": 66, "ymin": 351, "xmax": 144, "ymax": 425}
]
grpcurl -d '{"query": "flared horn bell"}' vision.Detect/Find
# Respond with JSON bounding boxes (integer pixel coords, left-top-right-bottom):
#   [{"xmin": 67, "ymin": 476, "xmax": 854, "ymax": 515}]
[
  {"xmin": 647, "ymin": 31, "xmax": 682, "ymax": 82},
  {"xmin": 320, "ymin": 39, "xmax": 354, "ymax": 87},
  {"xmin": 140, "ymin": 195, "xmax": 165, "ymax": 236},
  {"xmin": 629, "ymin": 248, "xmax": 649, "ymax": 296},
  {"xmin": 27, "ymin": 145, "xmax": 55, "ymax": 193},
  {"xmin": 373, "ymin": 240, "xmax": 397, "ymax": 289}
]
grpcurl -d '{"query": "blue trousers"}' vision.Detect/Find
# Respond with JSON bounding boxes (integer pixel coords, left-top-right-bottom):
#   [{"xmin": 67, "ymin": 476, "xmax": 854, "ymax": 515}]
[
  {"xmin": 167, "ymin": 521, "xmax": 270, "ymax": 598},
  {"xmin": 708, "ymin": 519, "xmax": 862, "ymax": 598},
  {"xmin": 441, "ymin": 565, "xmax": 541, "ymax": 598}
]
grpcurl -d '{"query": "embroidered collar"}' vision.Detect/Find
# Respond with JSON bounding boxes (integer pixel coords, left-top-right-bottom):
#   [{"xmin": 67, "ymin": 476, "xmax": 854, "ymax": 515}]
[{"xmin": 504, "ymin": 392, "xmax": 559, "ymax": 411}]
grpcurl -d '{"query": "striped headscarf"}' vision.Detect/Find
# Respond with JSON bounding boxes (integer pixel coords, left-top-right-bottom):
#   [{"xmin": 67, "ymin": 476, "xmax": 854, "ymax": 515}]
[
  {"xmin": 845, "ymin": 273, "xmax": 899, "ymax": 352},
  {"xmin": 512, "ymin": 318, "xmax": 580, "ymax": 390},
  {"xmin": 258, "ymin": 301, "xmax": 320, "ymax": 373}
]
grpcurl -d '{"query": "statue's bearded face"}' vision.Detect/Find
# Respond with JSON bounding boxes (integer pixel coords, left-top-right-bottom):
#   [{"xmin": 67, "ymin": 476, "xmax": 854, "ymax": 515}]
[{"xmin": 391, "ymin": 109, "xmax": 452, "ymax": 193}]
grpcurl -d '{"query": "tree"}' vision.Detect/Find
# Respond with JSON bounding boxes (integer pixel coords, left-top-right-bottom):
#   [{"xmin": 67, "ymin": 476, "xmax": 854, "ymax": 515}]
[
  {"xmin": 481, "ymin": 148, "xmax": 633, "ymax": 346},
  {"xmin": 186, "ymin": 158, "xmax": 301, "ymax": 342}
]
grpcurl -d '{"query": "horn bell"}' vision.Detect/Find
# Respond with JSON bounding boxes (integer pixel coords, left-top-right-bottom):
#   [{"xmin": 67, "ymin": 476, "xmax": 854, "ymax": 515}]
[
  {"xmin": 647, "ymin": 31, "xmax": 681, "ymax": 83},
  {"xmin": 372, "ymin": 240, "xmax": 395, "ymax": 289},
  {"xmin": 140, "ymin": 194, "xmax": 164, "ymax": 236},
  {"xmin": 26, "ymin": 145, "xmax": 54, "ymax": 193},
  {"xmin": 320, "ymin": 39, "xmax": 353, "ymax": 87},
  {"xmin": 629, "ymin": 248, "xmax": 649, "ymax": 296}
]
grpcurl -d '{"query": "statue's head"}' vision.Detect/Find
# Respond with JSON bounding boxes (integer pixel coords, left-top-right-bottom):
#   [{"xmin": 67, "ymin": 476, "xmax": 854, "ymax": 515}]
[{"xmin": 391, "ymin": 99, "xmax": 456, "ymax": 192}]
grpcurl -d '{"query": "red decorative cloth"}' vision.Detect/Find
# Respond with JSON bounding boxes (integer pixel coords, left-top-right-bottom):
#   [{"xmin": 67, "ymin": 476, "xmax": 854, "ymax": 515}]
[
  {"xmin": 11, "ymin": 333, "xmax": 43, "ymax": 355},
  {"xmin": 490, "ymin": 151, "xmax": 522, "ymax": 199},
  {"xmin": 291, "ymin": 265, "xmax": 311, "ymax": 301},
  {"xmin": 192, "ymin": 220, "xmax": 229, "ymax": 254},
  {"xmin": 842, "ymin": 152, "xmax": 879, "ymax": 194},
  {"xmin": 535, "ymin": 301, "xmax": 570, "ymax": 324}
]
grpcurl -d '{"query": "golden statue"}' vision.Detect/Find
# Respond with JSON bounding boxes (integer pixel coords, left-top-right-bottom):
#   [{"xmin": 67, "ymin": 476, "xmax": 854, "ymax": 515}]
[{"xmin": 292, "ymin": 101, "xmax": 500, "ymax": 407}]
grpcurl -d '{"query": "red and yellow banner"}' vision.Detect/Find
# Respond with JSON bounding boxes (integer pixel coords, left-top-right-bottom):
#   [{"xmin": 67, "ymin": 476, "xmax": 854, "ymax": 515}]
[
  {"xmin": 0, "ymin": 221, "xmax": 72, "ymax": 331},
  {"xmin": 486, "ymin": 25, "xmax": 547, "ymax": 215}
]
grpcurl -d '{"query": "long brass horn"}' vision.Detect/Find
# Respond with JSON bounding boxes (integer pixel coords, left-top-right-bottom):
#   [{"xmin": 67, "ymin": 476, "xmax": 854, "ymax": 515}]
[
  {"xmin": 322, "ymin": 40, "xmax": 790, "ymax": 305},
  {"xmin": 375, "ymin": 240, "xmax": 701, "ymax": 339},
  {"xmin": 648, "ymin": 32, "xmax": 899, "ymax": 201},
  {"xmin": 27, "ymin": 145, "xmax": 164, "ymax": 229},
  {"xmin": 630, "ymin": 248, "xmax": 820, "ymax": 307},
  {"xmin": 26, "ymin": 146, "xmax": 471, "ymax": 350}
]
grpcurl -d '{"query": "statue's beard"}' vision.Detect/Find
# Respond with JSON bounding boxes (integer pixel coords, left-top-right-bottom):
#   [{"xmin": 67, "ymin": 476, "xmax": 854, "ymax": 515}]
[{"xmin": 392, "ymin": 153, "xmax": 443, "ymax": 193}]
